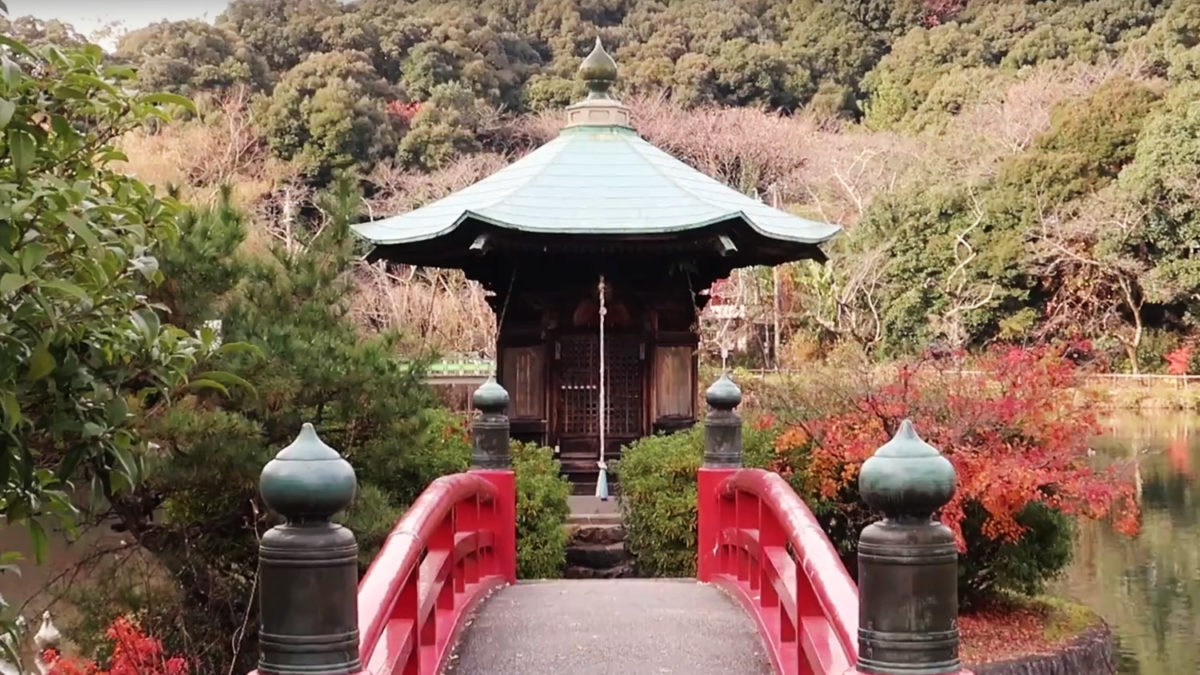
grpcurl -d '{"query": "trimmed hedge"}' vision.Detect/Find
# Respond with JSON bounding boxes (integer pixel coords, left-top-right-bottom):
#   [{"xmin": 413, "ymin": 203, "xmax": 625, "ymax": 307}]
[
  {"xmin": 512, "ymin": 441, "xmax": 571, "ymax": 579},
  {"xmin": 615, "ymin": 428, "xmax": 702, "ymax": 576},
  {"xmin": 615, "ymin": 423, "xmax": 777, "ymax": 577}
]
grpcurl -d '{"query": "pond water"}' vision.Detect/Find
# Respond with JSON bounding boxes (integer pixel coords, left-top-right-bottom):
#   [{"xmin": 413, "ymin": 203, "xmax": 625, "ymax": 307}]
[{"xmin": 1055, "ymin": 412, "xmax": 1200, "ymax": 674}]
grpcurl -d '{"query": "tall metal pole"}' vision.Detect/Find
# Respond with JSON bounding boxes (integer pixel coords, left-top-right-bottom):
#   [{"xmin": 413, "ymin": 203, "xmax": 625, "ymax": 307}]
[{"xmin": 771, "ymin": 187, "xmax": 782, "ymax": 370}]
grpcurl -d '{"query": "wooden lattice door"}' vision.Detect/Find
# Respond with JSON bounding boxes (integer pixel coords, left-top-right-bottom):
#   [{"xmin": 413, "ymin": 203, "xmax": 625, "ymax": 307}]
[{"xmin": 556, "ymin": 334, "xmax": 643, "ymax": 459}]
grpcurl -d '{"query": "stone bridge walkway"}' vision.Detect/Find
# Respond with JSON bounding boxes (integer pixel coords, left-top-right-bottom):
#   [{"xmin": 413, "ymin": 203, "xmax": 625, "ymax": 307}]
[{"xmin": 446, "ymin": 579, "xmax": 772, "ymax": 675}]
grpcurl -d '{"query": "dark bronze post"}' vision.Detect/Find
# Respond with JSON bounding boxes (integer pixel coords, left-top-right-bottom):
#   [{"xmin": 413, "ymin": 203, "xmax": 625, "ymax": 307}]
[
  {"xmin": 703, "ymin": 374, "xmax": 743, "ymax": 468},
  {"xmin": 697, "ymin": 374, "xmax": 742, "ymax": 580},
  {"xmin": 257, "ymin": 423, "xmax": 360, "ymax": 675},
  {"xmin": 856, "ymin": 419, "xmax": 960, "ymax": 674},
  {"xmin": 471, "ymin": 376, "xmax": 511, "ymax": 469},
  {"xmin": 470, "ymin": 377, "xmax": 517, "ymax": 582}
]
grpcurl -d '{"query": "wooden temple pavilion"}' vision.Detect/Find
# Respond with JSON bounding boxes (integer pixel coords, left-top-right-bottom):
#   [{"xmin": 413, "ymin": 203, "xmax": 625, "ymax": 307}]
[{"xmin": 353, "ymin": 39, "xmax": 840, "ymax": 490}]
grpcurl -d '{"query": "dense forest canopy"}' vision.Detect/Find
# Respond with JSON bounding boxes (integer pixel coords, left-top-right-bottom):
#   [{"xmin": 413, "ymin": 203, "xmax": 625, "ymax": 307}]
[{"xmin": 10, "ymin": 0, "xmax": 1200, "ymax": 373}]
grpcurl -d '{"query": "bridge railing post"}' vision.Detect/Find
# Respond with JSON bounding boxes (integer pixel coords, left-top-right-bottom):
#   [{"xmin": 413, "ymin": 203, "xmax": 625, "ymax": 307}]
[
  {"xmin": 470, "ymin": 376, "xmax": 517, "ymax": 583},
  {"xmin": 256, "ymin": 423, "xmax": 360, "ymax": 675},
  {"xmin": 697, "ymin": 374, "xmax": 742, "ymax": 582},
  {"xmin": 854, "ymin": 419, "xmax": 962, "ymax": 675}
]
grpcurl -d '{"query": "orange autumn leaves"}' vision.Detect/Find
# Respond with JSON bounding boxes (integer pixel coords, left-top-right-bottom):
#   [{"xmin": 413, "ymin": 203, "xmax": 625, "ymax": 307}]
[{"xmin": 768, "ymin": 345, "xmax": 1141, "ymax": 551}]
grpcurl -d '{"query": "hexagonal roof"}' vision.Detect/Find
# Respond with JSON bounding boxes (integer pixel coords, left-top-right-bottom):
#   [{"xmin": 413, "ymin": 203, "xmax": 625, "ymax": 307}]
[{"xmin": 351, "ymin": 39, "xmax": 840, "ymax": 277}]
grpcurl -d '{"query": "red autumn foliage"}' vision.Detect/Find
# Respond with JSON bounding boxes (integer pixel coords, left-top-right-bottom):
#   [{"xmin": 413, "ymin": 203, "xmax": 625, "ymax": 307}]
[
  {"xmin": 1165, "ymin": 344, "xmax": 1192, "ymax": 375},
  {"xmin": 387, "ymin": 100, "xmax": 422, "ymax": 125},
  {"xmin": 923, "ymin": 0, "xmax": 967, "ymax": 26},
  {"xmin": 45, "ymin": 617, "xmax": 188, "ymax": 675},
  {"xmin": 774, "ymin": 344, "xmax": 1140, "ymax": 551}
]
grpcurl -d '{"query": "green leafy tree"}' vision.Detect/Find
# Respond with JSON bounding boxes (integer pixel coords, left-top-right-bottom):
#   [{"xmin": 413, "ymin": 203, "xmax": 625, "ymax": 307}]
[
  {"xmin": 392, "ymin": 6, "xmax": 540, "ymax": 108},
  {"xmin": 1136, "ymin": 0, "xmax": 1200, "ymax": 83},
  {"xmin": 862, "ymin": 0, "xmax": 1164, "ymax": 130},
  {"xmin": 783, "ymin": 2, "xmax": 889, "ymax": 116},
  {"xmin": 114, "ymin": 20, "xmax": 271, "ymax": 94},
  {"xmin": 0, "ymin": 29, "xmax": 250, "ymax": 660},
  {"xmin": 75, "ymin": 178, "xmax": 436, "ymax": 672},
  {"xmin": 399, "ymin": 82, "xmax": 489, "ymax": 170},
  {"xmin": 78, "ymin": 179, "xmax": 568, "ymax": 670},
  {"xmin": 216, "ymin": 0, "xmax": 343, "ymax": 74},
  {"xmin": 1112, "ymin": 83, "xmax": 1200, "ymax": 328},
  {"xmin": 262, "ymin": 50, "xmax": 402, "ymax": 178},
  {"xmin": 998, "ymin": 76, "xmax": 1161, "ymax": 205}
]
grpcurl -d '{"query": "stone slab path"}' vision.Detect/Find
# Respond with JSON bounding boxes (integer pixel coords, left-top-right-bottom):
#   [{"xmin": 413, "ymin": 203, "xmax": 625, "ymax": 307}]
[{"xmin": 445, "ymin": 579, "xmax": 772, "ymax": 675}]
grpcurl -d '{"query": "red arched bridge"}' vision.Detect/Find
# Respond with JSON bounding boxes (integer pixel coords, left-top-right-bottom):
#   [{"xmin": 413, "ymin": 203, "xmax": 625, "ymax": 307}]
[{"xmin": 252, "ymin": 376, "xmax": 971, "ymax": 675}]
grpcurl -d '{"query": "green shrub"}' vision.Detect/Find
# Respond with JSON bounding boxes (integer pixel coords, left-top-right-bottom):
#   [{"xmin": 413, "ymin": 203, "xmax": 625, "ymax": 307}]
[
  {"xmin": 957, "ymin": 502, "xmax": 1075, "ymax": 605},
  {"xmin": 617, "ymin": 429, "xmax": 702, "ymax": 577},
  {"xmin": 355, "ymin": 407, "xmax": 471, "ymax": 506},
  {"xmin": 512, "ymin": 442, "xmax": 570, "ymax": 579},
  {"xmin": 339, "ymin": 483, "xmax": 405, "ymax": 570},
  {"xmin": 616, "ymin": 420, "xmax": 784, "ymax": 577},
  {"xmin": 356, "ymin": 414, "xmax": 568, "ymax": 579}
]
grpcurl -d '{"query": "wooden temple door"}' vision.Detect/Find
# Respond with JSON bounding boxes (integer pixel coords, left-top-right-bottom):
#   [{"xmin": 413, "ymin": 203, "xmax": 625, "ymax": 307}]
[{"xmin": 556, "ymin": 333, "xmax": 644, "ymax": 490}]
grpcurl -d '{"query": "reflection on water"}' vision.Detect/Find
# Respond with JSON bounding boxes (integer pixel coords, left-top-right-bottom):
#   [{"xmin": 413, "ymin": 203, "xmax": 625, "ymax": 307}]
[{"xmin": 1055, "ymin": 413, "xmax": 1200, "ymax": 674}]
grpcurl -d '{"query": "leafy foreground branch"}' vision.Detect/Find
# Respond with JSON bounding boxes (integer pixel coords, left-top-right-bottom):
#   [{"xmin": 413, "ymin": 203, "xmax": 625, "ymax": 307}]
[{"xmin": 0, "ymin": 28, "xmax": 257, "ymax": 665}]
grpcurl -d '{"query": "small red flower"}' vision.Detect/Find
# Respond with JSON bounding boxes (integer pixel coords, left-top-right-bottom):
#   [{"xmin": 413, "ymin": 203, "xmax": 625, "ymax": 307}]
[{"xmin": 48, "ymin": 617, "xmax": 188, "ymax": 675}]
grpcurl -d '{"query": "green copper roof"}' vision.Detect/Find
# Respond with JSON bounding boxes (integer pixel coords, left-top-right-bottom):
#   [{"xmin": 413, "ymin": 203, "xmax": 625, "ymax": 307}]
[
  {"xmin": 353, "ymin": 124, "xmax": 839, "ymax": 246},
  {"xmin": 353, "ymin": 38, "xmax": 839, "ymax": 267}
]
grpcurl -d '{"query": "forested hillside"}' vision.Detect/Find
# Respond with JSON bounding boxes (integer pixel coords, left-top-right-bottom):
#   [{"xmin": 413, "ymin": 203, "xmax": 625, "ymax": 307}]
[{"xmin": 8, "ymin": 0, "xmax": 1200, "ymax": 372}]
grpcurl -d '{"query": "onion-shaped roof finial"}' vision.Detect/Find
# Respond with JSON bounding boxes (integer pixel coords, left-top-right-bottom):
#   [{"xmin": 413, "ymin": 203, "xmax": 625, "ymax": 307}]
[
  {"xmin": 579, "ymin": 36, "xmax": 617, "ymax": 99},
  {"xmin": 705, "ymin": 373, "xmax": 742, "ymax": 411},
  {"xmin": 473, "ymin": 375, "xmax": 510, "ymax": 414},
  {"xmin": 259, "ymin": 423, "xmax": 357, "ymax": 523}
]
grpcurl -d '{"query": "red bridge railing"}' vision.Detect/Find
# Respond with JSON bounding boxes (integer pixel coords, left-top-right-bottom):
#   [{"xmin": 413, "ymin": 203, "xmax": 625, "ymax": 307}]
[
  {"xmin": 697, "ymin": 375, "xmax": 969, "ymax": 675},
  {"xmin": 698, "ymin": 467, "xmax": 858, "ymax": 675},
  {"xmin": 357, "ymin": 469, "xmax": 515, "ymax": 675},
  {"xmin": 254, "ymin": 379, "xmax": 968, "ymax": 675},
  {"xmin": 252, "ymin": 380, "xmax": 517, "ymax": 675}
]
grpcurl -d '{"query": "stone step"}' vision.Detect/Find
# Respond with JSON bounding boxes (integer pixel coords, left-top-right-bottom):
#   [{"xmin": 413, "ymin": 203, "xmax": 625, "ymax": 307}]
[
  {"xmin": 567, "ymin": 523, "xmax": 626, "ymax": 545},
  {"xmin": 563, "ymin": 501, "xmax": 630, "ymax": 578},
  {"xmin": 566, "ymin": 541, "xmax": 629, "ymax": 570},
  {"xmin": 564, "ymin": 562, "xmax": 633, "ymax": 579},
  {"xmin": 567, "ymin": 495, "xmax": 622, "ymax": 525},
  {"xmin": 566, "ymin": 512, "xmax": 622, "ymax": 526}
]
